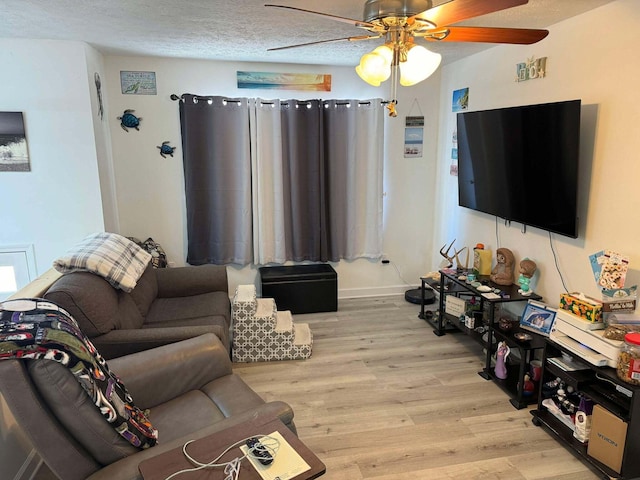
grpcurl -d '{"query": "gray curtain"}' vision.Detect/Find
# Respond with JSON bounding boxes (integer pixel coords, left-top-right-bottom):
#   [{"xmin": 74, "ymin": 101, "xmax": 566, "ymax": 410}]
[
  {"xmin": 323, "ymin": 100, "xmax": 384, "ymax": 261},
  {"xmin": 179, "ymin": 95, "xmax": 253, "ymax": 265},
  {"xmin": 280, "ymin": 100, "xmax": 324, "ymax": 261},
  {"xmin": 180, "ymin": 94, "xmax": 384, "ymax": 266}
]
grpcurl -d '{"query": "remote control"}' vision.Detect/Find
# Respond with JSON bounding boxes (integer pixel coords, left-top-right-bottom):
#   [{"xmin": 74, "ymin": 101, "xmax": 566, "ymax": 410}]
[{"xmin": 246, "ymin": 437, "xmax": 273, "ymax": 465}]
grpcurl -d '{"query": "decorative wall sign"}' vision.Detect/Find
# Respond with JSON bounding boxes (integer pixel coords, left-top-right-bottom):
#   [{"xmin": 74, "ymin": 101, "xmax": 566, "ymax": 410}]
[
  {"xmin": 0, "ymin": 112, "xmax": 30, "ymax": 172},
  {"xmin": 452, "ymin": 88, "xmax": 469, "ymax": 112},
  {"xmin": 120, "ymin": 71, "xmax": 157, "ymax": 95},
  {"xmin": 404, "ymin": 116, "xmax": 424, "ymax": 158},
  {"xmin": 516, "ymin": 56, "xmax": 547, "ymax": 82},
  {"xmin": 237, "ymin": 71, "xmax": 332, "ymax": 91}
]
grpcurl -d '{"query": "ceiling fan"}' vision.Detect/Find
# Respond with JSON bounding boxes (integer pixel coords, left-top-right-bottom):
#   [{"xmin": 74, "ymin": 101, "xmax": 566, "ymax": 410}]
[{"xmin": 265, "ymin": 0, "xmax": 548, "ymax": 116}]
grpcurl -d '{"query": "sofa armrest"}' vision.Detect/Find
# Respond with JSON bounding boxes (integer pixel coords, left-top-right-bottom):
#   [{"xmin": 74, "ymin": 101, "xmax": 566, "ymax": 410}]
[
  {"xmin": 90, "ymin": 325, "xmax": 228, "ymax": 360},
  {"xmin": 155, "ymin": 265, "xmax": 228, "ymax": 298},
  {"xmin": 108, "ymin": 333, "xmax": 232, "ymax": 409},
  {"xmin": 86, "ymin": 405, "xmax": 297, "ymax": 480}
]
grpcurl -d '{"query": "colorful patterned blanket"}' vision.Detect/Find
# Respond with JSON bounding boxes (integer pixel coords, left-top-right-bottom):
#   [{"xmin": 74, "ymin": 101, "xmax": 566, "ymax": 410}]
[{"xmin": 0, "ymin": 298, "xmax": 158, "ymax": 449}]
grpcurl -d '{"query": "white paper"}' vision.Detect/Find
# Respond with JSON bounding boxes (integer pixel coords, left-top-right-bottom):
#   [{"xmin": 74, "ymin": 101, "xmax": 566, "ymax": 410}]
[{"xmin": 240, "ymin": 431, "xmax": 311, "ymax": 480}]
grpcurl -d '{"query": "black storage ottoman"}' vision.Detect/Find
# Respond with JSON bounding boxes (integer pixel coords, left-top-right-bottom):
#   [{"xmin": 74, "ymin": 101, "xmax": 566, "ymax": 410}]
[{"xmin": 259, "ymin": 264, "xmax": 337, "ymax": 314}]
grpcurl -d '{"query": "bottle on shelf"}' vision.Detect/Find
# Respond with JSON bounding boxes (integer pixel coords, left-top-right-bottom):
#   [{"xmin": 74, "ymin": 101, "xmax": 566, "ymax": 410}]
[{"xmin": 473, "ymin": 243, "xmax": 492, "ymax": 276}]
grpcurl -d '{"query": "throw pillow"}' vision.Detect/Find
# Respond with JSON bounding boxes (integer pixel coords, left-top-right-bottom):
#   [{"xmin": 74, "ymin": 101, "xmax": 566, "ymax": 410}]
[{"xmin": 53, "ymin": 232, "xmax": 151, "ymax": 292}]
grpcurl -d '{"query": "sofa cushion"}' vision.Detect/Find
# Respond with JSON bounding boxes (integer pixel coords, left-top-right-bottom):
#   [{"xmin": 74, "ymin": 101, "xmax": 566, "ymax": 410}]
[
  {"xmin": 147, "ymin": 390, "xmax": 226, "ymax": 442},
  {"xmin": 146, "ymin": 292, "xmax": 231, "ymax": 327},
  {"xmin": 53, "ymin": 232, "xmax": 151, "ymax": 292},
  {"xmin": 44, "ymin": 272, "xmax": 144, "ymax": 337},
  {"xmin": 29, "ymin": 360, "xmax": 139, "ymax": 465}
]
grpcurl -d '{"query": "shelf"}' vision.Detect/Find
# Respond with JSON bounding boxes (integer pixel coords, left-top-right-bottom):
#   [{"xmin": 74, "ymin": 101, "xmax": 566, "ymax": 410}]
[
  {"xmin": 533, "ymin": 338, "xmax": 640, "ymax": 479},
  {"xmin": 490, "ymin": 363, "xmax": 538, "ymax": 409},
  {"xmin": 544, "ymin": 342, "xmax": 633, "ymax": 421},
  {"xmin": 492, "ymin": 326, "xmax": 547, "ymax": 352},
  {"xmin": 531, "ymin": 408, "xmax": 621, "ymax": 479},
  {"xmin": 435, "ymin": 269, "xmax": 545, "ymax": 410}
]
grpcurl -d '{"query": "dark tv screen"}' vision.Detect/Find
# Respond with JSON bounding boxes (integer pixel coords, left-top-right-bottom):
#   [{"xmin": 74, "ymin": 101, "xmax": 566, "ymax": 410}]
[{"xmin": 457, "ymin": 99, "xmax": 581, "ymax": 238}]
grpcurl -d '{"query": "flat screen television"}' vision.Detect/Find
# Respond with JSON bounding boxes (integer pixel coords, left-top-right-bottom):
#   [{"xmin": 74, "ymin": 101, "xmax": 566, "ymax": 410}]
[{"xmin": 457, "ymin": 99, "xmax": 581, "ymax": 238}]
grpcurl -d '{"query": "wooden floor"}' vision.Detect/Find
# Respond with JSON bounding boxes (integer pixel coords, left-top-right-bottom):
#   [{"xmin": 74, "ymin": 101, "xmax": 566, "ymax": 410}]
[{"xmin": 234, "ymin": 296, "xmax": 601, "ymax": 480}]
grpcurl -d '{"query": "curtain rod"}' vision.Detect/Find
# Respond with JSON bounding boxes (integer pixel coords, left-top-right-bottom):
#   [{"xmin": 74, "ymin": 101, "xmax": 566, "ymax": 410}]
[{"xmin": 171, "ymin": 94, "xmax": 392, "ymax": 106}]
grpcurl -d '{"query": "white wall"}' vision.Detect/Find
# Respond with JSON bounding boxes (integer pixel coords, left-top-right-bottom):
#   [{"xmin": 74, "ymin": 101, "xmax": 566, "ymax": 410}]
[
  {"xmin": 432, "ymin": 0, "xmax": 640, "ymax": 306},
  {"xmin": 0, "ymin": 40, "xmax": 105, "ymax": 275},
  {"xmin": 102, "ymin": 56, "xmax": 441, "ymax": 296},
  {"xmin": 0, "ymin": 39, "xmax": 106, "ymax": 479}
]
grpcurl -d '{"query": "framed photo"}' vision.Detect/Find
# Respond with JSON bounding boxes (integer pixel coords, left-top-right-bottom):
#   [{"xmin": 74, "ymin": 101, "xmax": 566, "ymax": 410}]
[
  {"xmin": 0, "ymin": 112, "xmax": 30, "ymax": 172},
  {"xmin": 520, "ymin": 300, "xmax": 556, "ymax": 336}
]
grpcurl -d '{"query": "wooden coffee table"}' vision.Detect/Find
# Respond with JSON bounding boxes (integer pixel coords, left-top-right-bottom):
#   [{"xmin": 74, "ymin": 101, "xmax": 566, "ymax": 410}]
[{"xmin": 138, "ymin": 415, "xmax": 325, "ymax": 480}]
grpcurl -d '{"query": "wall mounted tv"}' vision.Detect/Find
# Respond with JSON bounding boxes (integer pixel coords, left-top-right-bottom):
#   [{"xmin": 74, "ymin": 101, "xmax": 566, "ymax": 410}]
[{"xmin": 457, "ymin": 99, "xmax": 581, "ymax": 238}]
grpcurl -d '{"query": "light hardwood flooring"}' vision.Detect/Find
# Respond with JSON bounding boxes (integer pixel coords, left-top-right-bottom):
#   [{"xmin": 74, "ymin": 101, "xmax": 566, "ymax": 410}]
[{"xmin": 234, "ymin": 296, "xmax": 602, "ymax": 480}]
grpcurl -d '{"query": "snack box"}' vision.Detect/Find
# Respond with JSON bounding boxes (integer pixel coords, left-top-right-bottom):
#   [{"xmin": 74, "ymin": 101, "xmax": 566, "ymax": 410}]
[{"xmin": 559, "ymin": 292, "xmax": 603, "ymax": 323}]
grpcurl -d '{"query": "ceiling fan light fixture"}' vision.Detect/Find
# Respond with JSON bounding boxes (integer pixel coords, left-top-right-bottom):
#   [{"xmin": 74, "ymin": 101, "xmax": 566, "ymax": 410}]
[
  {"xmin": 399, "ymin": 44, "xmax": 441, "ymax": 86},
  {"xmin": 355, "ymin": 45, "xmax": 393, "ymax": 86}
]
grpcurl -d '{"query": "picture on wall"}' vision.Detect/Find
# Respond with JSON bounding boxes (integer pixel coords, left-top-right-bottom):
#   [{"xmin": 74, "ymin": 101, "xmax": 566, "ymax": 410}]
[
  {"xmin": 0, "ymin": 112, "xmax": 30, "ymax": 172},
  {"xmin": 404, "ymin": 116, "xmax": 424, "ymax": 158},
  {"xmin": 237, "ymin": 71, "xmax": 332, "ymax": 91},
  {"xmin": 452, "ymin": 88, "xmax": 469, "ymax": 112}
]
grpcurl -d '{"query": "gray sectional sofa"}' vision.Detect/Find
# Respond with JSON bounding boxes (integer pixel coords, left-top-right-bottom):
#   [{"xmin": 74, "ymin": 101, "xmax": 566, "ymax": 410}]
[{"xmin": 43, "ymin": 263, "xmax": 231, "ymax": 359}]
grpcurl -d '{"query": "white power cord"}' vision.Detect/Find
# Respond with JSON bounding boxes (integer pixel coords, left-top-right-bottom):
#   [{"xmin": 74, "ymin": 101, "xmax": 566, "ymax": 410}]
[{"xmin": 164, "ymin": 434, "xmax": 280, "ymax": 480}]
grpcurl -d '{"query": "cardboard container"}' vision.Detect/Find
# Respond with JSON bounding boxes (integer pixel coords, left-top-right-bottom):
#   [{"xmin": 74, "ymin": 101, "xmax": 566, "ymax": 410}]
[
  {"xmin": 559, "ymin": 292, "xmax": 603, "ymax": 323},
  {"xmin": 587, "ymin": 404, "xmax": 627, "ymax": 473}
]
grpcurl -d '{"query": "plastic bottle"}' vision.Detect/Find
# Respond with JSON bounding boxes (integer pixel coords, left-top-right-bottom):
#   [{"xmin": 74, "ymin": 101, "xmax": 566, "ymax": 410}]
[
  {"xmin": 617, "ymin": 332, "xmax": 640, "ymax": 385},
  {"xmin": 473, "ymin": 243, "xmax": 493, "ymax": 276}
]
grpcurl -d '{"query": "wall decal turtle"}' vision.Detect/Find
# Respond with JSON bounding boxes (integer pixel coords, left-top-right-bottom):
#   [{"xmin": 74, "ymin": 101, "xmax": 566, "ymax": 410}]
[
  {"xmin": 117, "ymin": 109, "xmax": 141, "ymax": 132},
  {"xmin": 157, "ymin": 141, "xmax": 176, "ymax": 158}
]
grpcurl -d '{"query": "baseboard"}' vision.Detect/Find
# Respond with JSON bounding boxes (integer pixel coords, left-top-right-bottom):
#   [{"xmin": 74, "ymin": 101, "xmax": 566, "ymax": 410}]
[{"xmin": 339, "ymin": 285, "xmax": 418, "ymax": 299}]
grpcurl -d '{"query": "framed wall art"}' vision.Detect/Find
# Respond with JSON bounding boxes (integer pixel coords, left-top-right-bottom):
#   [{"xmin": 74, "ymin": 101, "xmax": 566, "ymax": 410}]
[{"xmin": 0, "ymin": 112, "xmax": 30, "ymax": 172}]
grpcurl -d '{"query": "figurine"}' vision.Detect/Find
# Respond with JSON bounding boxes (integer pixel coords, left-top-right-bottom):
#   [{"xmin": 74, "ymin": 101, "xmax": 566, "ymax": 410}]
[
  {"xmin": 522, "ymin": 373, "xmax": 535, "ymax": 396},
  {"xmin": 518, "ymin": 258, "xmax": 537, "ymax": 295},
  {"xmin": 490, "ymin": 248, "xmax": 515, "ymax": 286},
  {"xmin": 494, "ymin": 341, "xmax": 510, "ymax": 380}
]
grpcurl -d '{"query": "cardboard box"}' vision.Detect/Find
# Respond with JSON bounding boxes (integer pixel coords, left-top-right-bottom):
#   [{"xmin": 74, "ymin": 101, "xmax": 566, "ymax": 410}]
[
  {"xmin": 587, "ymin": 404, "xmax": 627, "ymax": 473},
  {"xmin": 559, "ymin": 292, "xmax": 603, "ymax": 323}
]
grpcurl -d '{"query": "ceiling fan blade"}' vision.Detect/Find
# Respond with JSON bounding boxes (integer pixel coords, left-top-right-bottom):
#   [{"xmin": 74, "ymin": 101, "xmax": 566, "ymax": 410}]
[
  {"xmin": 412, "ymin": 0, "xmax": 529, "ymax": 27},
  {"xmin": 421, "ymin": 26, "xmax": 548, "ymax": 44},
  {"xmin": 267, "ymin": 35, "xmax": 381, "ymax": 52},
  {"xmin": 265, "ymin": 4, "xmax": 377, "ymax": 29}
]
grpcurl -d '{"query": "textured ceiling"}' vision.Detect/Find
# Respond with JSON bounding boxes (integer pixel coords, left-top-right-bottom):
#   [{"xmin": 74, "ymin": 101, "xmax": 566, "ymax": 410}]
[{"xmin": 0, "ymin": 0, "xmax": 616, "ymax": 67}]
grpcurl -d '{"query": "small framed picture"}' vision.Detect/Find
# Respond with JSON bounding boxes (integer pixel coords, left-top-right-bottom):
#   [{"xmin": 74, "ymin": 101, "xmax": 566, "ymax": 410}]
[{"xmin": 520, "ymin": 300, "xmax": 556, "ymax": 336}]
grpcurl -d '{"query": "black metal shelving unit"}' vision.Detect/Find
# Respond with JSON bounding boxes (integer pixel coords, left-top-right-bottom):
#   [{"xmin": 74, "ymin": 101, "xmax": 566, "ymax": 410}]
[
  {"xmin": 433, "ymin": 269, "xmax": 545, "ymax": 409},
  {"xmin": 531, "ymin": 339, "xmax": 640, "ymax": 479}
]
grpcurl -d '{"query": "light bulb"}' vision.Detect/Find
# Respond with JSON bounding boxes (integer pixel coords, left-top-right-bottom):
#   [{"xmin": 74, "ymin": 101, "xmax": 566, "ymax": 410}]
[
  {"xmin": 399, "ymin": 45, "xmax": 442, "ymax": 86},
  {"xmin": 355, "ymin": 45, "xmax": 392, "ymax": 86}
]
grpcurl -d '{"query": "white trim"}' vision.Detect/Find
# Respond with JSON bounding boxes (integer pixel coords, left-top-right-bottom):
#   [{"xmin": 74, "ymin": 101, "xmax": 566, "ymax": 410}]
[
  {"xmin": 0, "ymin": 244, "xmax": 37, "ymax": 280},
  {"xmin": 338, "ymin": 285, "xmax": 419, "ymax": 299}
]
